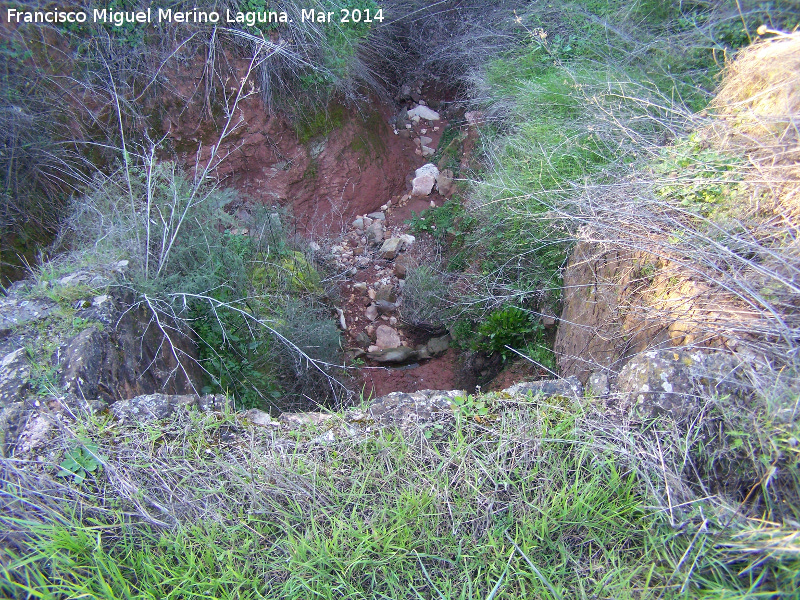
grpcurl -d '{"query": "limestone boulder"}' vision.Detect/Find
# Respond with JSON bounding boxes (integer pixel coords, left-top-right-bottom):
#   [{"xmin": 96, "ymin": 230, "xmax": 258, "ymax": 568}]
[
  {"xmin": 0, "ymin": 348, "xmax": 29, "ymax": 408},
  {"xmin": 110, "ymin": 393, "xmax": 227, "ymax": 423},
  {"xmin": 505, "ymin": 376, "xmax": 583, "ymax": 399},
  {"xmin": 407, "ymin": 105, "xmax": 441, "ymax": 121},
  {"xmin": 380, "ymin": 237, "xmax": 404, "ymax": 260},
  {"xmin": 411, "ymin": 164, "xmax": 439, "ymax": 196},
  {"xmin": 617, "ymin": 349, "xmax": 747, "ymax": 419},
  {"xmin": 366, "ymin": 220, "xmax": 384, "ymax": 246}
]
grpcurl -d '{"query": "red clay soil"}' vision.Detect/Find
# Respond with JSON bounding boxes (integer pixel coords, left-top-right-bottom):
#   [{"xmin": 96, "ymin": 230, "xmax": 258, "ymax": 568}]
[
  {"xmin": 360, "ymin": 348, "xmax": 460, "ymax": 398},
  {"xmin": 162, "ymin": 77, "xmax": 419, "ymax": 238}
]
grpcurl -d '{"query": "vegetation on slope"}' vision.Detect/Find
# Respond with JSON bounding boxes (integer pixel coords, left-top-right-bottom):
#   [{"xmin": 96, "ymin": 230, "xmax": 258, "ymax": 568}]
[
  {"xmin": 401, "ymin": 0, "xmax": 799, "ymax": 364},
  {"xmin": 1, "ymin": 1, "xmax": 800, "ymax": 598},
  {"xmin": 2, "ymin": 387, "xmax": 798, "ymax": 598}
]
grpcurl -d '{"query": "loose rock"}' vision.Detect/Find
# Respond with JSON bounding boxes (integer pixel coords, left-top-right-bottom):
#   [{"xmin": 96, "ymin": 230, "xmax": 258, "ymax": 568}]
[
  {"xmin": 366, "ymin": 221, "xmax": 384, "ymax": 246},
  {"xmin": 411, "ymin": 164, "xmax": 439, "ymax": 196},
  {"xmin": 375, "ymin": 325, "xmax": 402, "ymax": 349},
  {"xmin": 380, "ymin": 237, "xmax": 404, "ymax": 260},
  {"xmin": 407, "ymin": 105, "xmax": 441, "ymax": 121},
  {"xmin": 435, "ymin": 169, "xmax": 454, "ymax": 196},
  {"xmin": 366, "ymin": 346, "xmax": 418, "ymax": 363},
  {"xmin": 426, "ymin": 335, "xmax": 450, "ymax": 357},
  {"xmin": 375, "ymin": 285, "xmax": 398, "ymax": 303}
]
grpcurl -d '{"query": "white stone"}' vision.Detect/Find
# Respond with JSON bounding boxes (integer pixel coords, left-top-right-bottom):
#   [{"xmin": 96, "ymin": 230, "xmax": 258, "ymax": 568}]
[
  {"xmin": 415, "ymin": 163, "xmax": 439, "ymax": 178},
  {"xmin": 407, "ymin": 105, "xmax": 440, "ymax": 121},
  {"xmin": 411, "ymin": 164, "xmax": 439, "ymax": 196},
  {"xmin": 92, "ymin": 295, "xmax": 110, "ymax": 307}
]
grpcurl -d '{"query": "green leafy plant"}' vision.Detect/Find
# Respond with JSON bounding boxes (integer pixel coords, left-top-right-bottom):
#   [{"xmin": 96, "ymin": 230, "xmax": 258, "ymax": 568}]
[
  {"xmin": 27, "ymin": 357, "xmax": 59, "ymax": 397},
  {"xmin": 522, "ymin": 338, "xmax": 556, "ymax": 372},
  {"xmin": 654, "ymin": 139, "xmax": 748, "ymax": 219},
  {"xmin": 408, "ymin": 199, "xmax": 476, "ymax": 250},
  {"xmin": 452, "ymin": 394, "xmax": 491, "ymax": 418},
  {"xmin": 57, "ymin": 442, "xmax": 102, "ymax": 485},
  {"xmin": 476, "ymin": 306, "xmax": 537, "ymax": 359},
  {"xmin": 422, "ymin": 422, "xmax": 444, "ymax": 439}
]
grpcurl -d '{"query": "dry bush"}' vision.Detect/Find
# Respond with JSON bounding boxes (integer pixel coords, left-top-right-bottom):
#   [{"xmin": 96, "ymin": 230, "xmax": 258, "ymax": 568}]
[{"xmin": 714, "ymin": 31, "xmax": 800, "ymax": 146}]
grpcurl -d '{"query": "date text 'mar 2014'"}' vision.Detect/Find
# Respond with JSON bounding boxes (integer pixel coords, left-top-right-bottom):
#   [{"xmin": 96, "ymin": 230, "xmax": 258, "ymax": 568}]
[{"xmin": 301, "ymin": 8, "xmax": 384, "ymax": 23}]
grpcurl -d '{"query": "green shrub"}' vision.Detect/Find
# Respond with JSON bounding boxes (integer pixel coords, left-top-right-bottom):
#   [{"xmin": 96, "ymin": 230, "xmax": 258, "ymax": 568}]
[
  {"xmin": 476, "ymin": 306, "xmax": 539, "ymax": 360},
  {"xmin": 58, "ymin": 162, "xmax": 341, "ymax": 411}
]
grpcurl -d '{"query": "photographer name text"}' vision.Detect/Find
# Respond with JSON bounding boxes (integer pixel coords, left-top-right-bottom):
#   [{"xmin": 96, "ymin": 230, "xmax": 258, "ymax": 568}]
[{"xmin": 6, "ymin": 6, "xmax": 384, "ymax": 28}]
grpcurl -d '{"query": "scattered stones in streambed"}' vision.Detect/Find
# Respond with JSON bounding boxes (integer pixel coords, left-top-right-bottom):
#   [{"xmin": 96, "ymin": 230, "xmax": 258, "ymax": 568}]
[
  {"xmin": 322, "ymin": 80, "xmax": 457, "ymax": 368},
  {"xmin": 321, "ymin": 158, "xmax": 454, "ymax": 366},
  {"xmin": 324, "ymin": 208, "xmax": 422, "ymax": 365},
  {"xmin": 389, "ymin": 82, "xmax": 449, "ymax": 159}
]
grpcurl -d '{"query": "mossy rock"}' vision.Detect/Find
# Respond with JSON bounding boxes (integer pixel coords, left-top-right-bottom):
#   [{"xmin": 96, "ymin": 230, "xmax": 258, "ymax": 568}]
[{"xmin": 251, "ymin": 251, "xmax": 322, "ymax": 295}]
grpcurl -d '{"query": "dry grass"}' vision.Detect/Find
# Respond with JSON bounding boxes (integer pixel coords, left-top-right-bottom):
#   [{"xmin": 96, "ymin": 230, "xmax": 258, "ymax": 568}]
[
  {"xmin": 714, "ymin": 31, "xmax": 800, "ymax": 146},
  {"xmin": 557, "ymin": 34, "xmax": 800, "ymax": 388}
]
